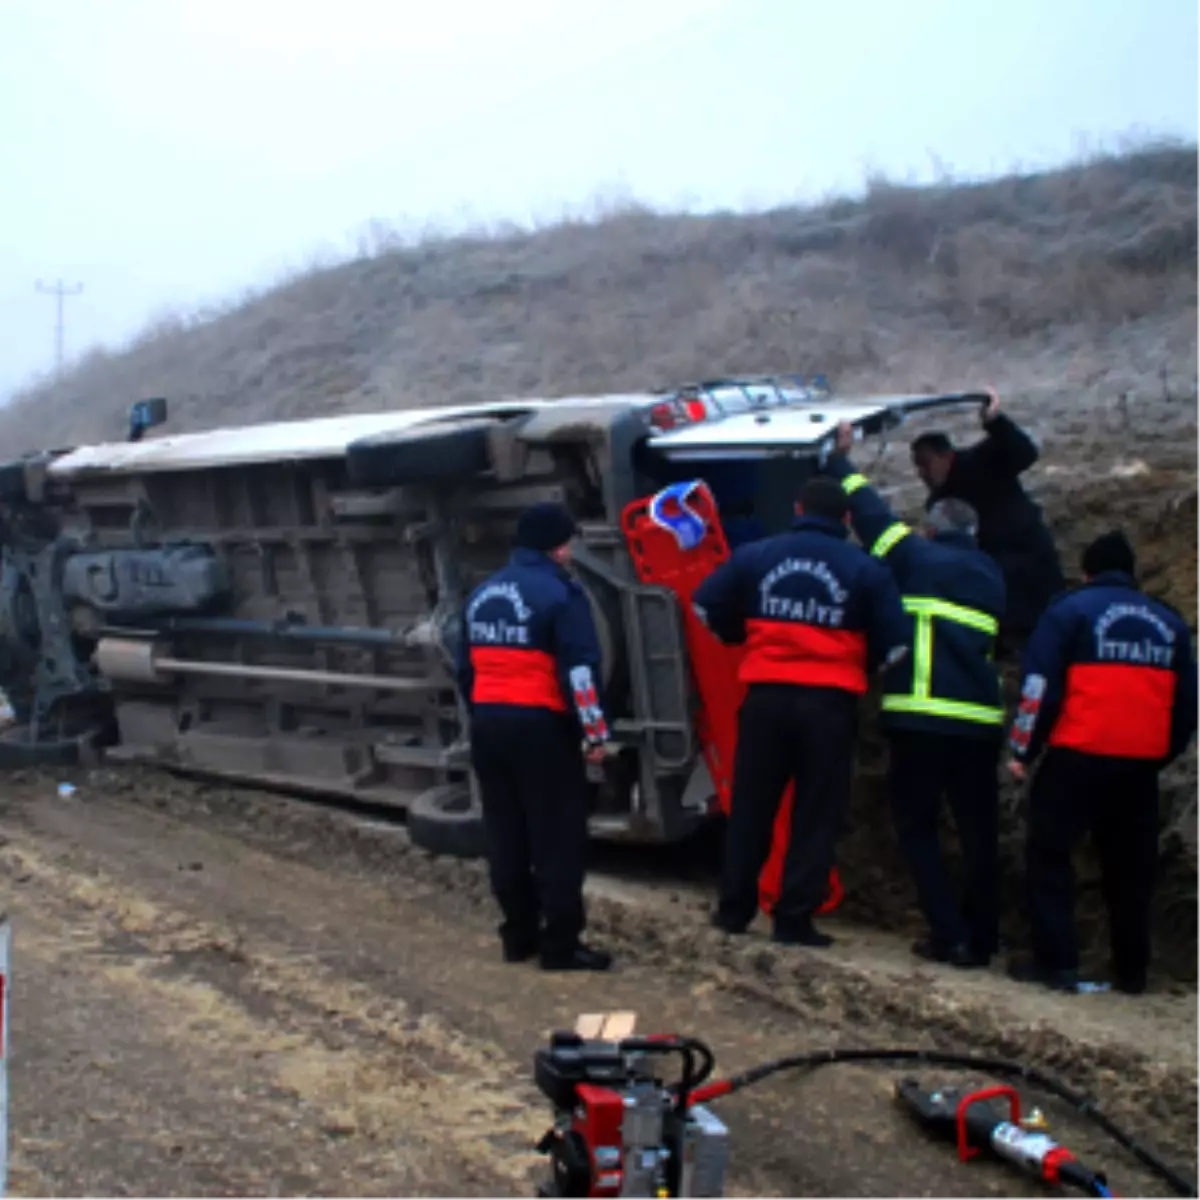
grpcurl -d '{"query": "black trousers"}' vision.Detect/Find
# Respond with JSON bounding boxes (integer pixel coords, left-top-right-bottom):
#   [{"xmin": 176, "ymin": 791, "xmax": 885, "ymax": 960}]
[
  {"xmin": 469, "ymin": 707, "xmax": 589, "ymax": 958},
  {"xmin": 1026, "ymin": 748, "xmax": 1160, "ymax": 984},
  {"xmin": 718, "ymin": 684, "xmax": 857, "ymax": 934},
  {"xmin": 888, "ymin": 730, "xmax": 1001, "ymax": 957}
]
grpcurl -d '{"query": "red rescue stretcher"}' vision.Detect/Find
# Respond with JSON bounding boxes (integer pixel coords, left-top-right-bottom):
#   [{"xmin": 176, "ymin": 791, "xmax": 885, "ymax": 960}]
[{"xmin": 620, "ymin": 481, "xmax": 844, "ymax": 917}]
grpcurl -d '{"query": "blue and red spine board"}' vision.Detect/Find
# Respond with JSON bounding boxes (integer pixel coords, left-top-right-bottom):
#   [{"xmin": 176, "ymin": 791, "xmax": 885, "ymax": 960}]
[{"xmin": 620, "ymin": 481, "xmax": 843, "ymax": 917}]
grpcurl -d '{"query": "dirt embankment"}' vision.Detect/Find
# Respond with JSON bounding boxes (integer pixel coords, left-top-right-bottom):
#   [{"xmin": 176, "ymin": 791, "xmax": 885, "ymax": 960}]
[
  {"xmin": 825, "ymin": 386, "xmax": 1199, "ymax": 983},
  {"xmin": 1, "ymin": 768, "xmax": 1195, "ymax": 1197}
]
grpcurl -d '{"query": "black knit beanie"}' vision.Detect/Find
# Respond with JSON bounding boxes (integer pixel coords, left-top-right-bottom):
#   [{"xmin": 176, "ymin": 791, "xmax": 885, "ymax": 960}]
[
  {"xmin": 515, "ymin": 502, "xmax": 577, "ymax": 553},
  {"xmin": 1081, "ymin": 530, "xmax": 1136, "ymax": 578}
]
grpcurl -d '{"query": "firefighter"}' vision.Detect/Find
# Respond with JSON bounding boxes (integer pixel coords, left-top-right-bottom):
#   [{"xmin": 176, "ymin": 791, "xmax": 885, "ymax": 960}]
[
  {"xmin": 693, "ymin": 476, "xmax": 910, "ymax": 947},
  {"xmin": 1007, "ymin": 531, "xmax": 1198, "ymax": 994},
  {"xmin": 910, "ymin": 391, "xmax": 1063, "ymax": 644},
  {"xmin": 823, "ymin": 422, "xmax": 1006, "ymax": 968},
  {"xmin": 456, "ymin": 502, "xmax": 613, "ymax": 972}
]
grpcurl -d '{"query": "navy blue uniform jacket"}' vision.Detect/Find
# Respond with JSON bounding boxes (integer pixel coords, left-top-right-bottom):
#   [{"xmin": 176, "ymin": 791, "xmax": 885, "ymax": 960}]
[
  {"xmin": 692, "ymin": 515, "xmax": 909, "ymax": 694},
  {"xmin": 1010, "ymin": 570, "xmax": 1197, "ymax": 765},
  {"xmin": 825, "ymin": 455, "xmax": 1007, "ymax": 739},
  {"xmin": 456, "ymin": 548, "xmax": 610, "ymax": 745}
]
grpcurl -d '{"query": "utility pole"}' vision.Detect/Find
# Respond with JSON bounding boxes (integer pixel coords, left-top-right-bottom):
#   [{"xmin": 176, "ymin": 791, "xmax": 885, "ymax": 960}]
[{"xmin": 35, "ymin": 279, "xmax": 84, "ymax": 378}]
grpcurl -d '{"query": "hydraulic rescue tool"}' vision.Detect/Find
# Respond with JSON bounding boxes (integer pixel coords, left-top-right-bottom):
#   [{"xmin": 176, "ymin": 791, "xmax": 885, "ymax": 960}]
[
  {"xmin": 534, "ymin": 1020, "xmax": 728, "ymax": 1198},
  {"xmin": 532, "ymin": 1014, "xmax": 1194, "ymax": 1198},
  {"xmin": 895, "ymin": 1078, "xmax": 1112, "ymax": 1196}
]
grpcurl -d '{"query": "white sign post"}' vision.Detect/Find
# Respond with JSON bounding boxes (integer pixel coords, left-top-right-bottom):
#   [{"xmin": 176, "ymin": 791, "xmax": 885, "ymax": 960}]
[{"xmin": 0, "ymin": 914, "xmax": 9, "ymax": 1197}]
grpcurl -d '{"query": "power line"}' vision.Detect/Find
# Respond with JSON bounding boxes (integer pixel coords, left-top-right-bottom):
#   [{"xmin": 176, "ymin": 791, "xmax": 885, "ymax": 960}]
[{"xmin": 35, "ymin": 279, "xmax": 84, "ymax": 378}]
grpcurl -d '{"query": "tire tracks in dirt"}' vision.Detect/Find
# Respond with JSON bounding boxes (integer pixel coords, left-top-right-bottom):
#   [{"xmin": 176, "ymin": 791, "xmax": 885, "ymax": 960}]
[
  {"xmin": 114, "ymin": 769, "xmax": 1196, "ymax": 1129},
  {"xmin": 218, "ymin": 777, "xmax": 1198, "ymax": 1176},
  {"xmin": 1, "ymin": 834, "xmax": 545, "ymax": 1197},
  {"xmin": 1, "ymin": 778, "xmax": 1195, "ymax": 1197},
  {"xmin": 7, "ymin": 902, "xmax": 516, "ymax": 1196}
]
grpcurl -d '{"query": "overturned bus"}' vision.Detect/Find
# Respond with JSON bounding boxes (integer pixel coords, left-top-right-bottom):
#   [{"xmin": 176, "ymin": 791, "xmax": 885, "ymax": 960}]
[{"xmin": 0, "ymin": 378, "xmax": 988, "ymax": 857}]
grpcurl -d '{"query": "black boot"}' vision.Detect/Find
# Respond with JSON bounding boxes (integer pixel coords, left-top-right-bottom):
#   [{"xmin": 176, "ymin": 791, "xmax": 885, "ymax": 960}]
[
  {"xmin": 710, "ymin": 911, "xmax": 749, "ymax": 936},
  {"xmin": 1114, "ymin": 970, "xmax": 1147, "ymax": 995},
  {"xmin": 500, "ymin": 923, "xmax": 539, "ymax": 964},
  {"xmin": 773, "ymin": 916, "xmax": 834, "ymax": 948},
  {"xmin": 502, "ymin": 939, "xmax": 538, "ymax": 964},
  {"xmin": 911, "ymin": 938, "xmax": 990, "ymax": 969},
  {"xmin": 540, "ymin": 943, "xmax": 613, "ymax": 972},
  {"xmin": 1007, "ymin": 959, "xmax": 1080, "ymax": 993}
]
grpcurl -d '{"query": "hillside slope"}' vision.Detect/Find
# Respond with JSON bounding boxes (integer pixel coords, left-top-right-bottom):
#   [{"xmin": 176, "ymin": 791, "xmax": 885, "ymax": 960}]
[{"xmin": 1, "ymin": 143, "xmax": 1195, "ymax": 447}]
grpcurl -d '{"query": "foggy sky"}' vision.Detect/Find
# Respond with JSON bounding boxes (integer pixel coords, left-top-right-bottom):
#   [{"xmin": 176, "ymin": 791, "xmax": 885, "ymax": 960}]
[{"xmin": 0, "ymin": 0, "xmax": 1196, "ymax": 401}]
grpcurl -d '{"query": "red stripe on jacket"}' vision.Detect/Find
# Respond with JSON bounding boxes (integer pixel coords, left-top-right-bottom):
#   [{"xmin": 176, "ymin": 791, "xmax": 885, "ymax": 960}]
[
  {"xmin": 1049, "ymin": 662, "xmax": 1174, "ymax": 759},
  {"xmin": 469, "ymin": 647, "xmax": 567, "ymax": 712},
  {"xmin": 740, "ymin": 619, "xmax": 869, "ymax": 694}
]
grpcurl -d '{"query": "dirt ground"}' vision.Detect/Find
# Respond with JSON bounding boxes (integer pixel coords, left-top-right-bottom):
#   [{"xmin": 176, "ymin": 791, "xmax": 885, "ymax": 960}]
[{"xmin": 1, "ymin": 769, "xmax": 1195, "ymax": 1198}]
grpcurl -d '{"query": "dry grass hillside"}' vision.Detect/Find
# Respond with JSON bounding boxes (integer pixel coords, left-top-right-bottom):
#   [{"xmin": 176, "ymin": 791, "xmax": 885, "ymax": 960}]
[{"xmin": 0, "ymin": 142, "xmax": 1195, "ymax": 447}]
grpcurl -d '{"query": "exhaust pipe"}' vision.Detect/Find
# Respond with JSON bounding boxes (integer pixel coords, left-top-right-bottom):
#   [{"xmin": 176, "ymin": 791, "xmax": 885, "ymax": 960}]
[{"xmin": 94, "ymin": 637, "xmax": 439, "ymax": 693}]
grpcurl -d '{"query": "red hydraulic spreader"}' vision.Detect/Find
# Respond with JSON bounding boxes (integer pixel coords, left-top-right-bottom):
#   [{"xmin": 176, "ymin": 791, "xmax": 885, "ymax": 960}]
[{"xmin": 620, "ymin": 480, "xmax": 843, "ymax": 917}]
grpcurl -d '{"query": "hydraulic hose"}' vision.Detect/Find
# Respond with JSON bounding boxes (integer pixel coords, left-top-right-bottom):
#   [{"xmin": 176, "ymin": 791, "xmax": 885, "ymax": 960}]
[{"xmin": 677, "ymin": 1045, "xmax": 1195, "ymax": 1198}]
